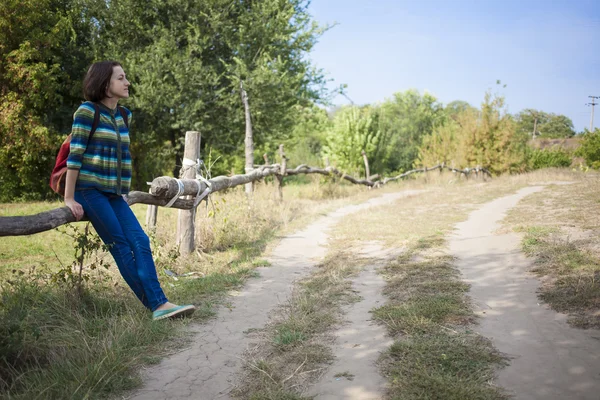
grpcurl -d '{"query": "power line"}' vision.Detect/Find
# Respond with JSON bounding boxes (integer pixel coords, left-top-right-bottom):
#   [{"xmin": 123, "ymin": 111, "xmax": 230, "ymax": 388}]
[{"xmin": 586, "ymin": 95, "xmax": 599, "ymax": 132}]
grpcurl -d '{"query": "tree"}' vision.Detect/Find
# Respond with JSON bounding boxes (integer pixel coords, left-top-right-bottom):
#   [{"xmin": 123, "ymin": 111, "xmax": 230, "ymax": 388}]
[
  {"xmin": 94, "ymin": 0, "xmax": 329, "ymax": 187},
  {"xmin": 515, "ymin": 109, "xmax": 575, "ymax": 139},
  {"xmin": 0, "ymin": 0, "xmax": 330, "ymax": 200},
  {"xmin": 0, "ymin": 0, "xmax": 95, "ymax": 201},
  {"xmin": 378, "ymin": 90, "xmax": 445, "ymax": 173},
  {"xmin": 322, "ymin": 106, "xmax": 383, "ymax": 177},
  {"xmin": 282, "ymin": 105, "xmax": 331, "ymax": 168},
  {"xmin": 576, "ymin": 128, "xmax": 600, "ymax": 169},
  {"xmin": 444, "ymin": 100, "xmax": 474, "ymax": 120},
  {"xmin": 418, "ymin": 91, "xmax": 529, "ymax": 174}
]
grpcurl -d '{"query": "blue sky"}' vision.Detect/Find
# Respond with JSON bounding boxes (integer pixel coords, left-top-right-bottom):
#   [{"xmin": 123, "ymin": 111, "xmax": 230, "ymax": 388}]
[{"xmin": 308, "ymin": 0, "xmax": 600, "ymax": 132}]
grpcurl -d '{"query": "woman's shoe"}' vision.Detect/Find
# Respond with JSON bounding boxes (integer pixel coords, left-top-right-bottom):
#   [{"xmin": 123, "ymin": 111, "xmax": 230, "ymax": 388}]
[{"xmin": 152, "ymin": 304, "xmax": 196, "ymax": 321}]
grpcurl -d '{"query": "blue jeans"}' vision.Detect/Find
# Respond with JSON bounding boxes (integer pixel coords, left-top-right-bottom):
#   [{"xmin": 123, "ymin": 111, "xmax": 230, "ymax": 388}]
[{"xmin": 75, "ymin": 189, "xmax": 168, "ymax": 311}]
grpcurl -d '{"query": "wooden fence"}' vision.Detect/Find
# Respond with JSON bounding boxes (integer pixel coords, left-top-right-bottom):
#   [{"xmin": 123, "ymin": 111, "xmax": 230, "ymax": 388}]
[{"xmin": 0, "ymin": 131, "xmax": 490, "ymax": 255}]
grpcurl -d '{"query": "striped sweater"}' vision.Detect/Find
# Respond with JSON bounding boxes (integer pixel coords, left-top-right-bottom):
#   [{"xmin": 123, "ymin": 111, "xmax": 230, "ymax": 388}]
[{"xmin": 67, "ymin": 101, "xmax": 132, "ymax": 195}]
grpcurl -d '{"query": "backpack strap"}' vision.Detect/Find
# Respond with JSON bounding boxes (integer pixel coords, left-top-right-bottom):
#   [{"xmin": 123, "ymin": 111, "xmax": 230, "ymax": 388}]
[
  {"xmin": 117, "ymin": 106, "xmax": 129, "ymax": 128},
  {"xmin": 89, "ymin": 102, "xmax": 101, "ymax": 140}
]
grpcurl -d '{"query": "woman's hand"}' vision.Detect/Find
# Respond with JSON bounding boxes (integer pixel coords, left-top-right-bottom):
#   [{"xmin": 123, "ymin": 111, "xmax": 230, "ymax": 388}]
[
  {"xmin": 65, "ymin": 198, "xmax": 84, "ymax": 221},
  {"xmin": 64, "ymin": 169, "xmax": 82, "ymax": 220}
]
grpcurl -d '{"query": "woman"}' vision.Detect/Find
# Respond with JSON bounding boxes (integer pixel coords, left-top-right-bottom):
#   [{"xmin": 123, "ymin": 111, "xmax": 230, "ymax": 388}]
[{"xmin": 64, "ymin": 61, "xmax": 195, "ymax": 321}]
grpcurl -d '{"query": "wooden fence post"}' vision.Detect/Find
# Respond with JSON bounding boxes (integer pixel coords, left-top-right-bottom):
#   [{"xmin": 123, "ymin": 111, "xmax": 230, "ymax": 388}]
[
  {"xmin": 177, "ymin": 131, "xmax": 201, "ymax": 255},
  {"xmin": 276, "ymin": 144, "xmax": 286, "ymax": 201},
  {"xmin": 146, "ymin": 187, "xmax": 158, "ymax": 232}
]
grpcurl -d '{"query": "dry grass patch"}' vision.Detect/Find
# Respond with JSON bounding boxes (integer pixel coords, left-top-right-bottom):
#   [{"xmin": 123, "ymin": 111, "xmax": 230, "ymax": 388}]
[
  {"xmin": 373, "ymin": 243, "xmax": 508, "ymax": 400},
  {"xmin": 233, "ymin": 251, "xmax": 366, "ymax": 399},
  {"xmin": 503, "ymin": 171, "xmax": 600, "ymax": 328}
]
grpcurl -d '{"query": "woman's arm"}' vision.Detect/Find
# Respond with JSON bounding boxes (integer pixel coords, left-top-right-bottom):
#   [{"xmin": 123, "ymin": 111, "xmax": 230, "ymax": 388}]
[
  {"xmin": 64, "ymin": 169, "xmax": 83, "ymax": 221},
  {"xmin": 64, "ymin": 103, "xmax": 95, "ymax": 221}
]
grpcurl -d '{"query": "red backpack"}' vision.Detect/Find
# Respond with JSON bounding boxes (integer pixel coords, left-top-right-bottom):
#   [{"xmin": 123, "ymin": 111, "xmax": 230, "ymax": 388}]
[{"xmin": 50, "ymin": 103, "xmax": 128, "ymax": 196}]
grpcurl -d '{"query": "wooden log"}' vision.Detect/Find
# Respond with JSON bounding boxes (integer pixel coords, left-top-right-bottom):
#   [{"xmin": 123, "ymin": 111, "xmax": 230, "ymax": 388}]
[
  {"xmin": 0, "ymin": 162, "xmax": 492, "ymax": 237},
  {"xmin": 0, "ymin": 207, "xmax": 80, "ymax": 236},
  {"xmin": 382, "ymin": 165, "xmax": 443, "ymax": 184},
  {"xmin": 177, "ymin": 131, "xmax": 201, "ymax": 255},
  {"xmin": 149, "ymin": 165, "xmax": 282, "ymax": 199}
]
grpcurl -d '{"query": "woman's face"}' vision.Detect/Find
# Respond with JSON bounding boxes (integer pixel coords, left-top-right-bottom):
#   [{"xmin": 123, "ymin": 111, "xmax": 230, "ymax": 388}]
[{"xmin": 106, "ymin": 66, "xmax": 130, "ymax": 99}]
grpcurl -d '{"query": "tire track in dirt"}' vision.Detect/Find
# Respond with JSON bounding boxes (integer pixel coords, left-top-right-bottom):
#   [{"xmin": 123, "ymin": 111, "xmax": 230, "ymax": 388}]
[
  {"xmin": 449, "ymin": 186, "xmax": 600, "ymax": 400},
  {"xmin": 307, "ymin": 242, "xmax": 400, "ymax": 400},
  {"xmin": 128, "ymin": 190, "xmax": 422, "ymax": 400}
]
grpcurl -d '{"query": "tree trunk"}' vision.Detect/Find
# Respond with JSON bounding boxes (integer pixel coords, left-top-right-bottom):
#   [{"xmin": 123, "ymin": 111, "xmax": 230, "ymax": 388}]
[
  {"xmin": 240, "ymin": 81, "xmax": 254, "ymax": 196},
  {"xmin": 361, "ymin": 149, "xmax": 371, "ymax": 180}
]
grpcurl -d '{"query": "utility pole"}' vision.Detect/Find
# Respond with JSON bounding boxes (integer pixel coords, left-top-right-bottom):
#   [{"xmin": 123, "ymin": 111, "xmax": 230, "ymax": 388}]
[{"xmin": 587, "ymin": 96, "xmax": 599, "ymax": 132}]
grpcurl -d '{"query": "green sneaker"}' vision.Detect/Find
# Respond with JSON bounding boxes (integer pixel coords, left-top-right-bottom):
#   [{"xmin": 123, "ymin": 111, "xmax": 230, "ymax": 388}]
[{"xmin": 152, "ymin": 305, "xmax": 196, "ymax": 321}]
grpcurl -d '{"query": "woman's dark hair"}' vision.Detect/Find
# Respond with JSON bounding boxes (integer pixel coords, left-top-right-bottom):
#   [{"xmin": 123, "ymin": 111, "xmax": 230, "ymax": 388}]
[{"xmin": 83, "ymin": 61, "xmax": 121, "ymax": 102}]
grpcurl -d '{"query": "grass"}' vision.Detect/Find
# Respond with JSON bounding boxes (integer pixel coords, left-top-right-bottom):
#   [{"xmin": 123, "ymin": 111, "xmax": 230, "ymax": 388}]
[
  {"xmin": 503, "ymin": 172, "xmax": 600, "ymax": 328},
  {"xmin": 0, "ymin": 169, "xmax": 590, "ymax": 399},
  {"xmin": 383, "ymin": 333, "xmax": 507, "ymax": 400},
  {"xmin": 229, "ymin": 169, "xmax": 586, "ymax": 399},
  {"xmin": 333, "ymin": 371, "xmax": 354, "ymax": 381},
  {"xmin": 0, "ymin": 276, "xmax": 178, "ymax": 399},
  {"xmin": 374, "ymin": 247, "xmax": 508, "ymax": 400},
  {"xmin": 233, "ymin": 251, "xmax": 365, "ymax": 399},
  {"xmin": 0, "ymin": 179, "xmax": 380, "ymax": 400},
  {"xmin": 518, "ymin": 226, "xmax": 600, "ymax": 328},
  {"xmin": 323, "ymin": 172, "xmax": 589, "ymax": 399}
]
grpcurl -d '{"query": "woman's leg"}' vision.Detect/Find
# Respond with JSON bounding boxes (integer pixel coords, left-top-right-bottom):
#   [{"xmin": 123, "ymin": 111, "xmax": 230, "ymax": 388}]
[
  {"xmin": 107, "ymin": 194, "xmax": 168, "ymax": 311},
  {"xmin": 75, "ymin": 189, "xmax": 154, "ymax": 309}
]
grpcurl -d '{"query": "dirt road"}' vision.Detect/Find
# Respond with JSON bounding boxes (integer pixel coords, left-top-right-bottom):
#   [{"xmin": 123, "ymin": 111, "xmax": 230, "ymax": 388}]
[
  {"xmin": 128, "ymin": 191, "xmax": 421, "ymax": 400},
  {"xmin": 449, "ymin": 186, "xmax": 600, "ymax": 400}
]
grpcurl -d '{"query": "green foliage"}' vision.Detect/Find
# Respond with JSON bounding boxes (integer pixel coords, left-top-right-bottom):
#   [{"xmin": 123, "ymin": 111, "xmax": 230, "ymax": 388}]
[
  {"xmin": 576, "ymin": 128, "xmax": 600, "ymax": 168},
  {"xmin": 322, "ymin": 106, "xmax": 383, "ymax": 177},
  {"xmin": 527, "ymin": 147, "xmax": 572, "ymax": 170},
  {"xmin": 53, "ymin": 223, "xmax": 112, "ymax": 295},
  {"xmin": 283, "ymin": 106, "xmax": 331, "ymax": 168},
  {"xmin": 418, "ymin": 90, "xmax": 529, "ymax": 174},
  {"xmin": 516, "ymin": 109, "xmax": 576, "ymax": 139},
  {"xmin": 0, "ymin": 0, "xmax": 329, "ymax": 199},
  {"xmin": 378, "ymin": 90, "xmax": 446, "ymax": 173},
  {"xmin": 444, "ymin": 100, "xmax": 475, "ymax": 120},
  {"xmin": 0, "ymin": 273, "xmax": 175, "ymax": 398},
  {"xmin": 95, "ymin": 0, "xmax": 329, "ymax": 182},
  {"xmin": 0, "ymin": 0, "xmax": 95, "ymax": 201}
]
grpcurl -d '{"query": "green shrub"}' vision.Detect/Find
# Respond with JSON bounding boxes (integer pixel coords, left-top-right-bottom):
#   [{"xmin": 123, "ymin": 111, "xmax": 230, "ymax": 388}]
[
  {"xmin": 528, "ymin": 147, "xmax": 572, "ymax": 169},
  {"xmin": 576, "ymin": 129, "xmax": 600, "ymax": 169}
]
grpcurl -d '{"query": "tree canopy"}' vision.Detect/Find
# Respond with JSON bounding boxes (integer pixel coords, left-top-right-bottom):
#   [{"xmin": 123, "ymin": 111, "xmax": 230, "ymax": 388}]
[
  {"xmin": 0, "ymin": 0, "xmax": 329, "ymax": 201},
  {"xmin": 515, "ymin": 109, "xmax": 576, "ymax": 139}
]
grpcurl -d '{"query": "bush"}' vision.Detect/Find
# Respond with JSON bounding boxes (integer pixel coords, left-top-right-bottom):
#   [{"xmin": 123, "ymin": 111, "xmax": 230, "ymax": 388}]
[
  {"xmin": 576, "ymin": 129, "xmax": 600, "ymax": 169},
  {"xmin": 528, "ymin": 147, "xmax": 572, "ymax": 170}
]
